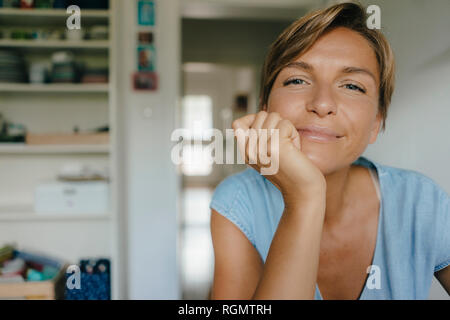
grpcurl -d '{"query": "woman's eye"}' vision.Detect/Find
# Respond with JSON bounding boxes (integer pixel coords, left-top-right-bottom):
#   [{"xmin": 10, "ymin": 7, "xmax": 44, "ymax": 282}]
[
  {"xmin": 283, "ymin": 78, "xmax": 307, "ymax": 86},
  {"xmin": 344, "ymin": 83, "xmax": 366, "ymax": 93}
]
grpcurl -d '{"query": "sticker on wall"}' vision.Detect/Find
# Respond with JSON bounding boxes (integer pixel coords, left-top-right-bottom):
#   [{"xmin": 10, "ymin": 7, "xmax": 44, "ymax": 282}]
[
  {"xmin": 133, "ymin": 72, "xmax": 158, "ymax": 91},
  {"xmin": 138, "ymin": 31, "xmax": 154, "ymax": 45},
  {"xmin": 137, "ymin": 44, "xmax": 156, "ymax": 72},
  {"xmin": 138, "ymin": 0, "xmax": 155, "ymax": 26}
]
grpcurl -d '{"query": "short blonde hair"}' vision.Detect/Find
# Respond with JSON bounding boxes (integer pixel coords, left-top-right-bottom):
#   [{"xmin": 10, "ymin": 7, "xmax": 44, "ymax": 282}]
[{"xmin": 259, "ymin": 1, "xmax": 395, "ymax": 131}]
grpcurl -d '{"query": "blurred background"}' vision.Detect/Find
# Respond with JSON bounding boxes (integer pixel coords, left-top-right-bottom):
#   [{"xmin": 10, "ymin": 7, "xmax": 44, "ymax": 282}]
[{"xmin": 0, "ymin": 0, "xmax": 448, "ymax": 300}]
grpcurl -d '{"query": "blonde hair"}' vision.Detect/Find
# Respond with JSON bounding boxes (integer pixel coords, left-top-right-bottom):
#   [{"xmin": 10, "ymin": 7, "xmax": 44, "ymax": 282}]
[{"xmin": 259, "ymin": 1, "xmax": 395, "ymax": 131}]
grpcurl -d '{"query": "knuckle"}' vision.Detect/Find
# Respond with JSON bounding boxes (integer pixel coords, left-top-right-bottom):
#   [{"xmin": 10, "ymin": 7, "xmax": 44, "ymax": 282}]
[
  {"xmin": 276, "ymin": 119, "xmax": 288, "ymax": 128},
  {"xmin": 283, "ymin": 119, "xmax": 294, "ymax": 127},
  {"xmin": 270, "ymin": 111, "xmax": 281, "ymax": 119},
  {"xmin": 232, "ymin": 119, "xmax": 240, "ymax": 130}
]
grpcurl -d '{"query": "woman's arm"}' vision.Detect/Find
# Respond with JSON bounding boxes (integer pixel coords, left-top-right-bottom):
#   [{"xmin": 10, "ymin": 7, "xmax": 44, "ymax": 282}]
[
  {"xmin": 251, "ymin": 193, "xmax": 325, "ymax": 299},
  {"xmin": 210, "ymin": 192, "xmax": 325, "ymax": 300},
  {"xmin": 435, "ymin": 266, "xmax": 450, "ymax": 296},
  {"xmin": 210, "ymin": 209, "xmax": 264, "ymax": 299},
  {"xmin": 211, "ymin": 111, "xmax": 327, "ymax": 299}
]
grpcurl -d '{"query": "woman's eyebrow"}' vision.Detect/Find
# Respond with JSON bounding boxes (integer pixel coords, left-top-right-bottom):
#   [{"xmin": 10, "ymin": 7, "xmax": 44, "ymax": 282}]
[
  {"xmin": 341, "ymin": 66, "xmax": 377, "ymax": 83},
  {"xmin": 285, "ymin": 61, "xmax": 313, "ymax": 72},
  {"xmin": 284, "ymin": 61, "xmax": 377, "ymax": 83}
]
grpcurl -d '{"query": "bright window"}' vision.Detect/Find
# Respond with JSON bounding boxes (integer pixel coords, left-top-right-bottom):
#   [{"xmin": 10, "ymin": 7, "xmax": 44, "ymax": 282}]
[
  {"xmin": 181, "ymin": 95, "xmax": 213, "ymax": 176},
  {"xmin": 182, "ymin": 95, "xmax": 213, "ymax": 140}
]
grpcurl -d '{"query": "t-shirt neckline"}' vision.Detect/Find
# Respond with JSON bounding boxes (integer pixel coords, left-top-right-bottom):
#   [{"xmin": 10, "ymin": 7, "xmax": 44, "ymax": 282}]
[{"xmin": 316, "ymin": 156, "xmax": 384, "ymax": 300}]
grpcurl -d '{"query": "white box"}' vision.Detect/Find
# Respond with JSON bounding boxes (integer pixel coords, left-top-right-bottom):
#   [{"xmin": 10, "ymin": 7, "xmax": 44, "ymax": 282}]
[{"xmin": 34, "ymin": 181, "xmax": 109, "ymax": 215}]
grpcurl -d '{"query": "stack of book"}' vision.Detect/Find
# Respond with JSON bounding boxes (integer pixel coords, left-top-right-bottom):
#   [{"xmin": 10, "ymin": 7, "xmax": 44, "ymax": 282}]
[
  {"xmin": 0, "ymin": 245, "xmax": 67, "ymax": 300},
  {"xmin": 0, "ymin": 50, "xmax": 26, "ymax": 83}
]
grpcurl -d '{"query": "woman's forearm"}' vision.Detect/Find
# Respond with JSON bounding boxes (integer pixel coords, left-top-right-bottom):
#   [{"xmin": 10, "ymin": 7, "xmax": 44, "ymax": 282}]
[{"xmin": 251, "ymin": 195, "xmax": 326, "ymax": 300}]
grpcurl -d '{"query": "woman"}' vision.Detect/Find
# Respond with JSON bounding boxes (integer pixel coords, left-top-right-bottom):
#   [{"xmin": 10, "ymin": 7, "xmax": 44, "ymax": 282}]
[{"xmin": 209, "ymin": 2, "xmax": 450, "ymax": 300}]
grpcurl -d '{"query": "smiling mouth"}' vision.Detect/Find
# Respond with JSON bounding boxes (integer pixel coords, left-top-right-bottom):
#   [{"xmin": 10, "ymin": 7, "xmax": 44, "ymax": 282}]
[{"xmin": 298, "ymin": 129, "xmax": 343, "ymax": 143}]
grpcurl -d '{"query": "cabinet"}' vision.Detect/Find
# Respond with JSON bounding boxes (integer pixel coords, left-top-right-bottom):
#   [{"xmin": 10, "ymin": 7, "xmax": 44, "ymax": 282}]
[{"xmin": 0, "ymin": 1, "xmax": 121, "ymax": 299}]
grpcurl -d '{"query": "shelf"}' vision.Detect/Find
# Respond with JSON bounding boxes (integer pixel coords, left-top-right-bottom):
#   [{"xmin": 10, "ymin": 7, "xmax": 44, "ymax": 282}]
[
  {"xmin": 0, "ymin": 212, "xmax": 111, "ymax": 222},
  {"xmin": 0, "ymin": 39, "xmax": 110, "ymax": 51},
  {"xmin": 0, "ymin": 8, "xmax": 110, "ymax": 26},
  {"xmin": 0, "ymin": 83, "xmax": 109, "ymax": 93},
  {"xmin": 0, "ymin": 203, "xmax": 111, "ymax": 221},
  {"xmin": 0, "ymin": 144, "xmax": 110, "ymax": 154},
  {"xmin": 0, "ymin": 8, "xmax": 110, "ymax": 17}
]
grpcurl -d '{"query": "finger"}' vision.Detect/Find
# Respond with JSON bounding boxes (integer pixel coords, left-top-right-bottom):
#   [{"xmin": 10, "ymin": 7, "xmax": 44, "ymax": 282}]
[
  {"xmin": 250, "ymin": 111, "xmax": 268, "ymax": 130},
  {"xmin": 235, "ymin": 127, "xmax": 250, "ymax": 164},
  {"xmin": 232, "ymin": 113, "xmax": 256, "ymax": 131},
  {"xmin": 258, "ymin": 128, "xmax": 270, "ymax": 166},
  {"xmin": 247, "ymin": 111, "xmax": 267, "ymax": 165},
  {"xmin": 257, "ymin": 112, "xmax": 282, "ymax": 167},
  {"xmin": 277, "ymin": 119, "xmax": 301, "ymax": 150},
  {"xmin": 260, "ymin": 112, "xmax": 282, "ymax": 144},
  {"xmin": 261, "ymin": 112, "xmax": 281, "ymax": 131},
  {"xmin": 258, "ymin": 113, "xmax": 279, "ymax": 166},
  {"xmin": 233, "ymin": 114, "xmax": 256, "ymax": 164},
  {"xmin": 246, "ymin": 128, "xmax": 258, "ymax": 165}
]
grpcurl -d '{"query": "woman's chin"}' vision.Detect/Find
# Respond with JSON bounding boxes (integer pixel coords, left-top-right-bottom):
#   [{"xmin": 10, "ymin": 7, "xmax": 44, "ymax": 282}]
[{"xmin": 302, "ymin": 148, "xmax": 338, "ymax": 176}]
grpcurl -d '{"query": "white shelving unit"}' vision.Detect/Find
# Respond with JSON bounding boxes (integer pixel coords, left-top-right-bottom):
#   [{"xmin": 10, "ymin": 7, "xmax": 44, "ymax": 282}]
[
  {"xmin": 0, "ymin": 143, "xmax": 110, "ymax": 154},
  {"xmin": 0, "ymin": 7, "xmax": 110, "ymax": 17},
  {"xmin": 0, "ymin": 39, "xmax": 110, "ymax": 50},
  {"xmin": 0, "ymin": 7, "xmax": 110, "ymax": 26},
  {"xmin": 0, "ymin": 1, "xmax": 122, "ymax": 299},
  {"xmin": 0, "ymin": 83, "xmax": 109, "ymax": 93},
  {"xmin": 0, "ymin": 212, "xmax": 111, "ymax": 222}
]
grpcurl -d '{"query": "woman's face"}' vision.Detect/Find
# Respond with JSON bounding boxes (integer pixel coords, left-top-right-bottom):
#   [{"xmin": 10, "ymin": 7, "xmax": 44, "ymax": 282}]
[{"xmin": 267, "ymin": 27, "xmax": 382, "ymax": 175}]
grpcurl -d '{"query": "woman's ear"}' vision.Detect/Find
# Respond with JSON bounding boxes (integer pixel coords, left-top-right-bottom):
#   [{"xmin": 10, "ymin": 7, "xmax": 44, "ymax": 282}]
[{"xmin": 368, "ymin": 112, "xmax": 382, "ymax": 144}]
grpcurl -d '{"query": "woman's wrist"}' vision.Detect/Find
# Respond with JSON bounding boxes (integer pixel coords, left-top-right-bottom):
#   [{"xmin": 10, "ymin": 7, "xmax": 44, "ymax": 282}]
[
  {"xmin": 282, "ymin": 183, "xmax": 326, "ymax": 215},
  {"xmin": 282, "ymin": 179, "xmax": 326, "ymax": 201}
]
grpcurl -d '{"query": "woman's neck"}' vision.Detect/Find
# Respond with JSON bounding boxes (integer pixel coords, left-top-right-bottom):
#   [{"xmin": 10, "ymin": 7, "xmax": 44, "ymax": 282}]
[{"xmin": 323, "ymin": 164, "xmax": 361, "ymax": 226}]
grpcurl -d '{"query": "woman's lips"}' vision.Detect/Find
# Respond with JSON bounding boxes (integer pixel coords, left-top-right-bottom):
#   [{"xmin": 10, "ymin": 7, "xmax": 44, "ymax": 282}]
[{"xmin": 297, "ymin": 125, "xmax": 343, "ymax": 143}]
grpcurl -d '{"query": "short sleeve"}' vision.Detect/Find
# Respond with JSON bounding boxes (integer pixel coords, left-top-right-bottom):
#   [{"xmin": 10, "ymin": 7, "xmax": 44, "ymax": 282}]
[
  {"xmin": 210, "ymin": 172, "xmax": 256, "ymax": 247},
  {"xmin": 434, "ymin": 190, "xmax": 450, "ymax": 272}
]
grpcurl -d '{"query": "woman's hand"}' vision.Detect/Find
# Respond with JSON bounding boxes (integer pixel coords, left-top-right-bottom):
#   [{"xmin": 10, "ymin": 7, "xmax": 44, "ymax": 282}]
[{"xmin": 232, "ymin": 111, "xmax": 326, "ymax": 204}]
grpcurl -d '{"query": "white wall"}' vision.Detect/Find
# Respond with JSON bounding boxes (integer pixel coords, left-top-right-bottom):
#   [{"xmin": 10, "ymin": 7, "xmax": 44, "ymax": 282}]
[
  {"xmin": 117, "ymin": 0, "xmax": 181, "ymax": 299},
  {"xmin": 182, "ymin": 18, "xmax": 292, "ymax": 67},
  {"xmin": 358, "ymin": 0, "xmax": 450, "ymax": 299},
  {"xmin": 181, "ymin": 0, "xmax": 312, "ymax": 21}
]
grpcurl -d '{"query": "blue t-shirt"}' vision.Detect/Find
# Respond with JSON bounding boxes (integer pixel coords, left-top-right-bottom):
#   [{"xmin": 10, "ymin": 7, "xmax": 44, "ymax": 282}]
[{"xmin": 210, "ymin": 156, "xmax": 450, "ymax": 299}]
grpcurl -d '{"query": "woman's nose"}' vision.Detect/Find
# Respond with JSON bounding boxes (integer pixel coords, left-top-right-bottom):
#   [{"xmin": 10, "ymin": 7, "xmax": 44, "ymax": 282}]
[{"xmin": 305, "ymin": 85, "xmax": 337, "ymax": 117}]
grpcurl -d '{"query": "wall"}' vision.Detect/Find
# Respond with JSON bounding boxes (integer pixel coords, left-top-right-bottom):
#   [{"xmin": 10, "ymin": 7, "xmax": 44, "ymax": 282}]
[
  {"xmin": 358, "ymin": 0, "xmax": 450, "ymax": 299},
  {"xmin": 182, "ymin": 18, "xmax": 292, "ymax": 67},
  {"xmin": 116, "ymin": 0, "xmax": 181, "ymax": 299}
]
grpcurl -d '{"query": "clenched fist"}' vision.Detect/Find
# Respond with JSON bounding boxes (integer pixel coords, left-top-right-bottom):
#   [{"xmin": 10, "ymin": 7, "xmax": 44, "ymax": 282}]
[{"xmin": 232, "ymin": 111, "xmax": 326, "ymax": 202}]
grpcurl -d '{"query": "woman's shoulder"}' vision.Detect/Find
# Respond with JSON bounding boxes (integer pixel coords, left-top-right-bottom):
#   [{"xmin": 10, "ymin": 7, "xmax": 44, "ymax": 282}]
[
  {"xmin": 374, "ymin": 158, "xmax": 449, "ymax": 234},
  {"xmin": 210, "ymin": 167, "xmax": 283, "ymax": 249},
  {"xmin": 374, "ymin": 159, "xmax": 449, "ymax": 201},
  {"xmin": 210, "ymin": 167, "xmax": 272, "ymax": 213},
  {"xmin": 364, "ymin": 157, "xmax": 450, "ymax": 272},
  {"xmin": 215, "ymin": 167, "xmax": 265, "ymax": 189}
]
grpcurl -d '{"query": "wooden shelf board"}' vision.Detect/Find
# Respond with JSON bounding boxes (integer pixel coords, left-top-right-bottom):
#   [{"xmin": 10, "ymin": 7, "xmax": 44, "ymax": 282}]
[
  {"xmin": 0, "ymin": 83, "xmax": 109, "ymax": 93},
  {"xmin": 0, "ymin": 144, "xmax": 110, "ymax": 154},
  {"xmin": 0, "ymin": 204, "xmax": 111, "ymax": 221},
  {"xmin": 0, "ymin": 39, "xmax": 110, "ymax": 49},
  {"xmin": 0, "ymin": 8, "xmax": 110, "ymax": 18},
  {"xmin": 0, "ymin": 212, "xmax": 112, "ymax": 222}
]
